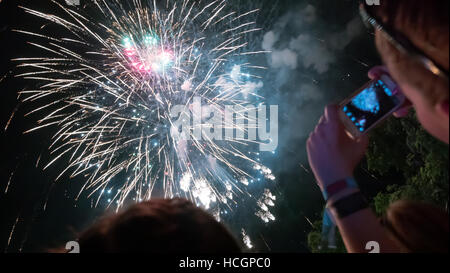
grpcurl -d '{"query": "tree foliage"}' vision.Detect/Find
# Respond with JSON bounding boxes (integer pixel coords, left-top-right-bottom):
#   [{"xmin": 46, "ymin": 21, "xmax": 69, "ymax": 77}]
[
  {"xmin": 307, "ymin": 220, "xmax": 347, "ymax": 253},
  {"xmin": 367, "ymin": 114, "xmax": 449, "ymax": 214}
]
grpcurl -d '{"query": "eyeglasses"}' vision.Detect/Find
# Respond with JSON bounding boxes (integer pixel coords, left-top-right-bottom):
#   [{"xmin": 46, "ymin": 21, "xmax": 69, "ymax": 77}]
[{"xmin": 359, "ymin": 2, "xmax": 449, "ymax": 82}]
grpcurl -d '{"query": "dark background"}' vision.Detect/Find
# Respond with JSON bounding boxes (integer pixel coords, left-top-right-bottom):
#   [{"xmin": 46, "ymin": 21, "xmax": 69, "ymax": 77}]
[{"xmin": 0, "ymin": 0, "xmax": 387, "ymax": 253}]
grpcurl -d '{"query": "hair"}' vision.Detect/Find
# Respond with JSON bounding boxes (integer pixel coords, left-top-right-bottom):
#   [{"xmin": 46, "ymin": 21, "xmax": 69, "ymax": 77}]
[
  {"xmin": 58, "ymin": 198, "xmax": 241, "ymax": 253},
  {"xmin": 382, "ymin": 200, "xmax": 449, "ymax": 253},
  {"xmin": 372, "ymin": 0, "xmax": 449, "ymax": 105}
]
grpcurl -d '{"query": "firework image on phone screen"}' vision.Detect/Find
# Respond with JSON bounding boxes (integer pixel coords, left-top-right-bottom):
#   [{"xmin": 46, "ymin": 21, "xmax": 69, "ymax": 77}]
[{"xmin": 341, "ymin": 75, "xmax": 404, "ymax": 137}]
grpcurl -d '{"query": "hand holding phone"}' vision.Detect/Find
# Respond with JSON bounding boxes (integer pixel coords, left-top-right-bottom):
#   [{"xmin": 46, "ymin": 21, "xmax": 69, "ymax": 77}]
[
  {"xmin": 307, "ymin": 105, "xmax": 369, "ymax": 190},
  {"xmin": 339, "ymin": 74, "xmax": 406, "ymax": 139}
]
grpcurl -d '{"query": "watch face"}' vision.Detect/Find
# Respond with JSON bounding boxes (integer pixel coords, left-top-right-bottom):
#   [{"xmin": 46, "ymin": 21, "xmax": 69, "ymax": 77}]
[{"xmin": 331, "ymin": 192, "xmax": 369, "ymax": 219}]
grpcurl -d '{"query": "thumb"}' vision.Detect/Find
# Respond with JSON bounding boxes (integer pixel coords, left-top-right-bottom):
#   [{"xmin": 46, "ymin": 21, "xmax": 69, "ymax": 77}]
[
  {"xmin": 324, "ymin": 104, "xmax": 342, "ymax": 125},
  {"xmin": 356, "ymin": 134, "xmax": 369, "ymax": 152},
  {"xmin": 368, "ymin": 66, "xmax": 389, "ymax": 80}
]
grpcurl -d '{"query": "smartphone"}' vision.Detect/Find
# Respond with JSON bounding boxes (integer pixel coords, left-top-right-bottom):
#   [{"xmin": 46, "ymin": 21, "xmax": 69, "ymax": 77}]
[{"xmin": 339, "ymin": 74, "xmax": 405, "ymax": 139}]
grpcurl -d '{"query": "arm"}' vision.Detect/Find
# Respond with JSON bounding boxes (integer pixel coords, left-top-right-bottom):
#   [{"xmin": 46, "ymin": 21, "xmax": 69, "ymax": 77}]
[
  {"xmin": 307, "ymin": 105, "xmax": 400, "ymax": 253},
  {"xmin": 327, "ymin": 188, "xmax": 399, "ymax": 253}
]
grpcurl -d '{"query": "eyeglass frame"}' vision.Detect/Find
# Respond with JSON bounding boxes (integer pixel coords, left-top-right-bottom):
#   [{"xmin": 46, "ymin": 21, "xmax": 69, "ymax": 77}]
[{"xmin": 359, "ymin": 2, "xmax": 449, "ymax": 82}]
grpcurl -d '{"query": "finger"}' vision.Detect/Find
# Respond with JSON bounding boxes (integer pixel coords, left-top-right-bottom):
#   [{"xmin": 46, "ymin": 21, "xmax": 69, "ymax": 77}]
[
  {"xmin": 313, "ymin": 124, "xmax": 321, "ymax": 135},
  {"xmin": 368, "ymin": 66, "xmax": 389, "ymax": 80},
  {"xmin": 307, "ymin": 132, "xmax": 314, "ymax": 142},
  {"xmin": 394, "ymin": 106, "xmax": 412, "ymax": 118},
  {"xmin": 306, "ymin": 134, "xmax": 315, "ymax": 152},
  {"xmin": 318, "ymin": 115, "xmax": 325, "ymax": 125},
  {"xmin": 393, "ymin": 100, "xmax": 412, "ymax": 118},
  {"xmin": 324, "ymin": 104, "xmax": 340, "ymax": 124},
  {"xmin": 356, "ymin": 134, "xmax": 370, "ymax": 151}
]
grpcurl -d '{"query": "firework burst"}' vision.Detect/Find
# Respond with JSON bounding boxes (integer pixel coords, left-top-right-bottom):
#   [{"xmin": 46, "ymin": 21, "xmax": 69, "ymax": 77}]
[{"xmin": 14, "ymin": 0, "xmax": 277, "ymax": 221}]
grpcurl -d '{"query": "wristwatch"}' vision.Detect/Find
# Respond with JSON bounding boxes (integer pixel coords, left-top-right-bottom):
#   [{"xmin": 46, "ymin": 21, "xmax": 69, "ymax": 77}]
[{"xmin": 328, "ymin": 191, "xmax": 369, "ymax": 219}]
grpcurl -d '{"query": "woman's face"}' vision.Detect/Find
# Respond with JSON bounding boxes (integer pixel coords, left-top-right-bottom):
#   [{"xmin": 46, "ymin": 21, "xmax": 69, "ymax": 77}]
[
  {"xmin": 375, "ymin": 32, "xmax": 449, "ymax": 144},
  {"xmin": 398, "ymin": 80, "xmax": 448, "ymax": 143}
]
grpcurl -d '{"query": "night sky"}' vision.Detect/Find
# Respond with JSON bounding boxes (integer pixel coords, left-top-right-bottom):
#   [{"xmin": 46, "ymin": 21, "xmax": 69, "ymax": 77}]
[{"xmin": 0, "ymin": 0, "xmax": 385, "ymax": 253}]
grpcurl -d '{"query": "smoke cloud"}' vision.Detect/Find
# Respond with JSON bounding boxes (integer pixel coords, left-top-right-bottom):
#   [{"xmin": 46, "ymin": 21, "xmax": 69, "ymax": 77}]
[{"xmin": 261, "ymin": 3, "xmax": 364, "ymax": 170}]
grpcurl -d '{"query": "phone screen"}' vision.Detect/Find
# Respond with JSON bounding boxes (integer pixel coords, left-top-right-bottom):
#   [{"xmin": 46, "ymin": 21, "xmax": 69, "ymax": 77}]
[{"xmin": 342, "ymin": 79, "xmax": 401, "ymax": 133}]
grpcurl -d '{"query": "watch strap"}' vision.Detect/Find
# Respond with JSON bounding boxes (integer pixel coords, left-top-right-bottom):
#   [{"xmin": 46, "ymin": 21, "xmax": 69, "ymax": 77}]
[
  {"xmin": 329, "ymin": 191, "xmax": 369, "ymax": 219},
  {"xmin": 322, "ymin": 178, "xmax": 358, "ymax": 201}
]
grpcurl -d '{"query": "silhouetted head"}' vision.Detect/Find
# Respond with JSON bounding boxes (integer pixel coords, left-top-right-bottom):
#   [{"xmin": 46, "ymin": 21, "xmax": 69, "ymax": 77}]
[
  {"xmin": 74, "ymin": 198, "xmax": 241, "ymax": 253},
  {"xmin": 371, "ymin": 0, "xmax": 449, "ymax": 143},
  {"xmin": 381, "ymin": 201, "xmax": 449, "ymax": 253}
]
